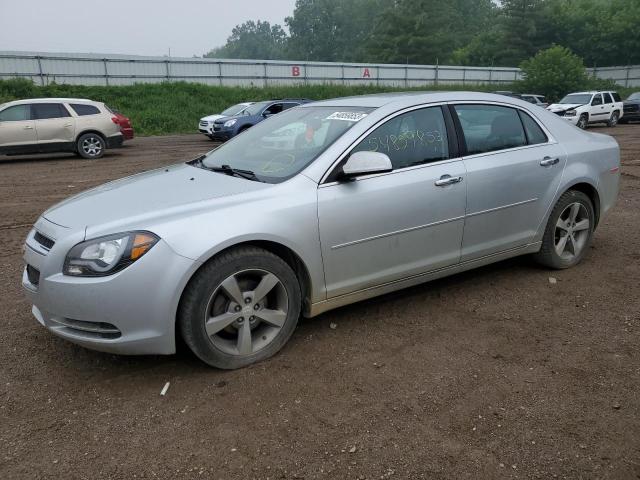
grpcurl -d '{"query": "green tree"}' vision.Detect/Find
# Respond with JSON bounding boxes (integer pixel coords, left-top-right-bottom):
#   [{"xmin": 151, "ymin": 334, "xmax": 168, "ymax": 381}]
[
  {"xmin": 204, "ymin": 21, "xmax": 288, "ymax": 60},
  {"xmin": 519, "ymin": 46, "xmax": 589, "ymax": 101},
  {"xmin": 366, "ymin": 0, "xmax": 494, "ymax": 64},
  {"xmin": 285, "ymin": 0, "xmax": 385, "ymax": 62}
]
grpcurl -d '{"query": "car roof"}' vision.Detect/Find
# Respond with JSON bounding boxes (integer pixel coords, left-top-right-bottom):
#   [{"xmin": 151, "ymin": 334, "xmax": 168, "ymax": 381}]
[
  {"xmin": 302, "ymin": 91, "xmax": 541, "ymax": 109},
  {"xmin": 4, "ymin": 97, "xmax": 97, "ymax": 106}
]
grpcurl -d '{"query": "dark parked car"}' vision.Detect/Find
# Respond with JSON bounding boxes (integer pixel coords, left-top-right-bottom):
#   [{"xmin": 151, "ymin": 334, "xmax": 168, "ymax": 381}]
[
  {"xmin": 621, "ymin": 92, "xmax": 640, "ymax": 123},
  {"xmin": 211, "ymin": 99, "xmax": 312, "ymax": 141}
]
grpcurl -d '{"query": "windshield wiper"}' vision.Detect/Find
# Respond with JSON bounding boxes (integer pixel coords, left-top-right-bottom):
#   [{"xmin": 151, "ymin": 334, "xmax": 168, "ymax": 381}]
[{"xmin": 210, "ymin": 164, "xmax": 262, "ymax": 182}]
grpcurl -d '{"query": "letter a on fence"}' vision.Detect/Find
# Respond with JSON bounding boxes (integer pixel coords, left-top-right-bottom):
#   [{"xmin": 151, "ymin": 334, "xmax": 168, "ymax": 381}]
[{"xmin": 363, "ymin": 68, "xmax": 371, "ymax": 78}]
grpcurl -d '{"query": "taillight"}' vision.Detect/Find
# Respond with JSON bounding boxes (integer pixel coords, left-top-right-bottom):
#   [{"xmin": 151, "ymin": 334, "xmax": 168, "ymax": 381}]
[{"xmin": 111, "ymin": 116, "xmax": 120, "ymax": 125}]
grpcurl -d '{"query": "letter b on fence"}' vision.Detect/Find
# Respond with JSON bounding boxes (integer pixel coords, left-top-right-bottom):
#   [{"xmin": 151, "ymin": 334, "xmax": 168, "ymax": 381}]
[{"xmin": 292, "ymin": 66, "xmax": 301, "ymax": 77}]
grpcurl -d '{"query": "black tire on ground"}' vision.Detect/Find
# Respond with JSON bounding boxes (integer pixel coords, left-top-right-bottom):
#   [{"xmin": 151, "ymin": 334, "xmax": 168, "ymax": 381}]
[
  {"xmin": 178, "ymin": 246, "xmax": 302, "ymax": 369},
  {"xmin": 76, "ymin": 133, "xmax": 106, "ymax": 159},
  {"xmin": 533, "ymin": 190, "xmax": 595, "ymax": 269},
  {"xmin": 607, "ymin": 111, "xmax": 620, "ymax": 127},
  {"xmin": 577, "ymin": 114, "xmax": 588, "ymax": 129}
]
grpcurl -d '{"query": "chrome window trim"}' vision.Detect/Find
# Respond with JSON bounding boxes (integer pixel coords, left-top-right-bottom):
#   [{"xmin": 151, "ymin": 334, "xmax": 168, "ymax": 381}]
[{"xmin": 319, "ymin": 100, "xmax": 558, "ymax": 186}]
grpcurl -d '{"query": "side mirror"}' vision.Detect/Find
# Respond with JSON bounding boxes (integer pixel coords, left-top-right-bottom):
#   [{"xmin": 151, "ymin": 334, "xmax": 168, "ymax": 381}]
[{"xmin": 340, "ymin": 151, "xmax": 393, "ymax": 180}]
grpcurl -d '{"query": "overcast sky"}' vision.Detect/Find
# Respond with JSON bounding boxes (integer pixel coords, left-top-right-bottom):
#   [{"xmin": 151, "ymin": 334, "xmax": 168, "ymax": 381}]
[{"xmin": 0, "ymin": 0, "xmax": 297, "ymax": 58}]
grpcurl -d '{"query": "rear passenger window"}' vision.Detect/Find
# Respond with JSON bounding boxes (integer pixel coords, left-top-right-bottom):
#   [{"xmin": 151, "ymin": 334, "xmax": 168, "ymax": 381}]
[
  {"xmin": 454, "ymin": 105, "xmax": 526, "ymax": 154},
  {"xmin": 612, "ymin": 92, "xmax": 621, "ymax": 102},
  {"xmin": 32, "ymin": 103, "xmax": 70, "ymax": 120},
  {"xmin": 0, "ymin": 104, "xmax": 30, "ymax": 121},
  {"xmin": 351, "ymin": 106, "xmax": 449, "ymax": 169},
  {"xmin": 518, "ymin": 111, "xmax": 548, "ymax": 145},
  {"xmin": 70, "ymin": 103, "xmax": 100, "ymax": 116},
  {"xmin": 604, "ymin": 93, "xmax": 613, "ymax": 104}
]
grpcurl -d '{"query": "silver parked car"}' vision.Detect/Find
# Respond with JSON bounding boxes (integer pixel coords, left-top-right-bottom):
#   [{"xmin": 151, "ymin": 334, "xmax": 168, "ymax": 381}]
[{"xmin": 22, "ymin": 92, "xmax": 620, "ymax": 369}]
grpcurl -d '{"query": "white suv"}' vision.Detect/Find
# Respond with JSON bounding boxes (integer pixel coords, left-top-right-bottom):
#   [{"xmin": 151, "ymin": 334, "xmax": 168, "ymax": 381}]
[
  {"xmin": 547, "ymin": 91, "xmax": 624, "ymax": 129},
  {"xmin": 0, "ymin": 98, "xmax": 125, "ymax": 159}
]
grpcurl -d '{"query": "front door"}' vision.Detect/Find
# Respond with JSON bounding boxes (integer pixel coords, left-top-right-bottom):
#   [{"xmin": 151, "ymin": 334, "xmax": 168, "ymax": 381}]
[
  {"xmin": 0, "ymin": 104, "xmax": 37, "ymax": 152},
  {"xmin": 452, "ymin": 103, "xmax": 567, "ymax": 261},
  {"xmin": 318, "ymin": 105, "xmax": 467, "ymax": 298},
  {"xmin": 32, "ymin": 103, "xmax": 75, "ymax": 149}
]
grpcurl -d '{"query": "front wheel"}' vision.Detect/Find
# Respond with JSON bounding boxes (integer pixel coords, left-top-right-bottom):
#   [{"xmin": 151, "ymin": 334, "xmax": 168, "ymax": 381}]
[
  {"xmin": 576, "ymin": 114, "xmax": 588, "ymax": 129},
  {"xmin": 533, "ymin": 190, "xmax": 595, "ymax": 269},
  {"xmin": 179, "ymin": 247, "xmax": 302, "ymax": 369},
  {"xmin": 77, "ymin": 133, "xmax": 106, "ymax": 159},
  {"xmin": 607, "ymin": 111, "xmax": 620, "ymax": 127}
]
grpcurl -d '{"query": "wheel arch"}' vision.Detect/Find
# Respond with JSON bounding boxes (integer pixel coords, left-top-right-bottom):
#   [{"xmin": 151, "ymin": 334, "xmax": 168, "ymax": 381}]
[
  {"xmin": 565, "ymin": 181, "xmax": 601, "ymax": 228},
  {"xmin": 75, "ymin": 129, "xmax": 106, "ymax": 144},
  {"xmin": 174, "ymin": 239, "xmax": 315, "ymax": 346}
]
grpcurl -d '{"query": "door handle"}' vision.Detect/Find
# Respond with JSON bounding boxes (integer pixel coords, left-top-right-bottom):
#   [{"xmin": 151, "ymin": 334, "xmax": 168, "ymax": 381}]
[
  {"xmin": 435, "ymin": 175, "xmax": 463, "ymax": 187},
  {"xmin": 24, "ymin": 125, "xmax": 34, "ymax": 130},
  {"xmin": 64, "ymin": 123, "xmax": 73, "ymax": 127},
  {"xmin": 540, "ymin": 156, "xmax": 559, "ymax": 167}
]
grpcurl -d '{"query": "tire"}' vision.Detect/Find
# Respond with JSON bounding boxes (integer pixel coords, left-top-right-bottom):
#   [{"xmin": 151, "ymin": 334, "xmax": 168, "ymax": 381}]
[
  {"xmin": 607, "ymin": 111, "xmax": 620, "ymax": 127},
  {"xmin": 76, "ymin": 133, "xmax": 106, "ymax": 159},
  {"xmin": 576, "ymin": 114, "xmax": 588, "ymax": 129},
  {"xmin": 178, "ymin": 246, "xmax": 302, "ymax": 369},
  {"xmin": 533, "ymin": 190, "xmax": 595, "ymax": 269}
]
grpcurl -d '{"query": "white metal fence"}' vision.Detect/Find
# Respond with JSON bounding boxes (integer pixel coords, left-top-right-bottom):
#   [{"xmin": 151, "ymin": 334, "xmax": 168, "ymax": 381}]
[{"xmin": 0, "ymin": 51, "xmax": 638, "ymax": 88}]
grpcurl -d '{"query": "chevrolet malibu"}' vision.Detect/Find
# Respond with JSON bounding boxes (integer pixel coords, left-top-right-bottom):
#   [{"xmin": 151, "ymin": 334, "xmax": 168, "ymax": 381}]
[{"xmin": 22, "ymin": 92, "xmax": 620, "ymax": 369}]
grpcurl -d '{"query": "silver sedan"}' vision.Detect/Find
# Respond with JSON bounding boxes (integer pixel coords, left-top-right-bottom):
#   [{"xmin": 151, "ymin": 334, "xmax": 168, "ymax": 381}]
[{"xmin": 22, "ymin": 92, "xmax": 620, "ymax": 369}]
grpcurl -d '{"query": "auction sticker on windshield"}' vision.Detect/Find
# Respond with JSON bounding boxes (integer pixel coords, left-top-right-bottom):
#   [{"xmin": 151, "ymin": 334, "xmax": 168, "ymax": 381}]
[{"xmin": 326, "ymin": 112, "xmax": 368, "ymax": 122}]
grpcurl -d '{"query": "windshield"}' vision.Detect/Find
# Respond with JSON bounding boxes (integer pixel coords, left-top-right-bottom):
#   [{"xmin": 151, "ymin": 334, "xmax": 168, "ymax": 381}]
[
  {"xmin": 243, "ymin": 101, "xmax": 271, "ymax": 116},
  {"xmin": 201, "ymin": 106, "xmax": 373, "ymax": 183},
  {"xmin": 628, "ymin": 93, "xmax": 640, "ymax": 101},
  {"xmin": 559, "ymin": 94, "xmax": 591, "ymax": 105},
  {"xmin": 221, "ymin": 103, "xmax": 251, "ymax": 116}
]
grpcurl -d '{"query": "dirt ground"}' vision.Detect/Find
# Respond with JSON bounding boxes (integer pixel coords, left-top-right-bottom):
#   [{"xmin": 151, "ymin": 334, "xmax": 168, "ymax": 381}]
[{"xmin": 0, "ymin": 126, "xmax": 639, "ymax": 480}]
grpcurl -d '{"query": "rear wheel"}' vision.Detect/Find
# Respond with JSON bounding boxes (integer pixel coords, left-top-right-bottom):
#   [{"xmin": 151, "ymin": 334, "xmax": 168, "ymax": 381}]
[
  {"xmin": 607, "ymin": 111, "xmax": 620, "ymax": 127},
  {"xmin": 576, "ymin": 114, "xmax": 588, "ymax": 129},
  {"xmin": 179, "ymin": 247, "xmax": 301, "ymax": 369},
  {"xmin": 534, "ymin": 190, "xmax": 595, "ymax": 269},
  {"xmin": 77, "ymin": 133, "xmax": 105, "ymax": 159}
]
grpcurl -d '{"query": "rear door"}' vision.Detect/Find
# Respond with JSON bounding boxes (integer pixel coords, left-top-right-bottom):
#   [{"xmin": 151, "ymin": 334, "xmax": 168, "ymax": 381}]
[
  {"xmin": 317, "ymin": 105, "xmax": 467, "ymax": 298},
  {"xmin": 32, "ymin": 103, "xmax": 75, "ymax": 149},
  {"xmin": 602, "ymin": 92, "xmax": 615, "ymax": 119},
  {"xmin": 452, "ymin": 103, "xmax": 567, "ymax": 261},
  {"xmin": 0, "ymin": 104, "xmax": 37, "ymax": 151}
]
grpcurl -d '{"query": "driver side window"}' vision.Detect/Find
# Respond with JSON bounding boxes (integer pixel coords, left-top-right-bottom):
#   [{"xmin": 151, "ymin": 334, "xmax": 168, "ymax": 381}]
[
  {"xmin": 264, "ymin": 103, "xmax": 284, "ymax": 116},
  {"xmin": 350, "ymin": 106, "xmax": 449, "ymax": 169},
  {"xmin": 592, "ymin": 94, "xmax": 603, "ymax": 106}
]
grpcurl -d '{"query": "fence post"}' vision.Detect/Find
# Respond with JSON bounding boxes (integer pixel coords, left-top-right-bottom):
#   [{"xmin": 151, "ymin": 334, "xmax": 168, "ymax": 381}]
[
  {"xmin": 405, "ymin": 65, "xmax": 408, "ymax": 88},
  {"xmin": 462, "ymin": 68, "xmax": 466, "ymax": 86},
  {"xmin": 36, "ymin": 55, "xmax": 44, "ymax": 86},
  {"xmin": 488, "ymin": 67, "xmax": 492, "ymax": 84},
  {"xmin": 263, "ymin": 62, "xmax": 268, "ymax": 87},
  {"xmin": 103, "ymin": 58, "xmax": 109, "ymax": 86},
  {"xmin": 376, "ymin": 66, "xmax": 380, "ymax": 87},
  {"xmin": 165, "ymin": 60, "xmax": 170, "ymax": 82},
  {"xmin": 626, "ymin": 65, "xmax": 631, "ymax": 88},
  {"xmin": 218, "ymin": 61, "xmax": 223, "ymax": 86},
  {"xmin": 341, "ymin": 64, "xmax": 345, "ymax": 86},
  {"xmin": 434, "ymin": 59, "xmax": 439, "ymax": 87}
]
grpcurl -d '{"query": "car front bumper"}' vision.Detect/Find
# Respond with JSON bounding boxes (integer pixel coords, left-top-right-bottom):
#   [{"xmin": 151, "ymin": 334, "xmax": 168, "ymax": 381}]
[{"xmin": 22, "ymin": 219, "xmax": 196, "ymax": 355}]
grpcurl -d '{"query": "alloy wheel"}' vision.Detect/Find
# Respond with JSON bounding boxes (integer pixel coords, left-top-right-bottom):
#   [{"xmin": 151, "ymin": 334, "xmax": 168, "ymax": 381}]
[
  {"xmin": 204, "ymin": 269, "xmax": 289, "ymax": 356},
  {"xmin": 82, "ymin": 136, "xmax": 103, "ymax": 157},
  {"xmin": 554, "ymin": 202, "xmax": 590, "ymax": 261}
]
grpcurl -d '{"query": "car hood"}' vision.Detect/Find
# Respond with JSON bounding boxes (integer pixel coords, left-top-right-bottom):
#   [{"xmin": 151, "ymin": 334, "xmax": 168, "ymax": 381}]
[
  {"xmin": 200, "ymin": 114, "xmax": 225, "ymax": 122},
  {"xmin": 623, "ymin": 100, "xmax": 640, "ymax": 105},
  {"xmin": 43, "ymin": 163, "xmax": 270, "ymax": 230},
  {"xmin": 548, "ymin": 103, "xmax": 582, "ymax": 111}
]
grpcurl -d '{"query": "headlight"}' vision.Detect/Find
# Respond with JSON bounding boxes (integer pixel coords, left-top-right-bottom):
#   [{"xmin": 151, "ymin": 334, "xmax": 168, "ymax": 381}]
[
  {"xmin": 64, "ymin": 231, "xmax": 159, "ymax": 277},
  {"xmin": 224, "ymin": 119, "xmax": 237, "ymax": 128},
  {"xmin": 564, "ymin": 110, "xmax": 577, "ymax": 116}
]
